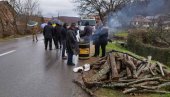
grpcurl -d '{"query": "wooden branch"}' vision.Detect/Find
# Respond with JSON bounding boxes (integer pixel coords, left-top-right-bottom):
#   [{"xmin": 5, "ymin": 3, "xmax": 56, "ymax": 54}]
[
  {"xmin": 136, "ymin": 64, "xmax": 146, "ymax": 77},
  {"xmin": 126, "ymin": 67, "xmax": 132, "ymax": 78},
  {"xmin": 157, "ymin": 62, "xmax": 165, "ymax": 76},
  {"xmin": 125, "ymin": 77, "xmax": 161, "ymax": 86},
  {"xmin": 123, "ymin": 88, "xmax": 138, "ymax": 94},
  {"xmin": 157, "ymin": 82, "xmax": 170, "ymax": 89}
]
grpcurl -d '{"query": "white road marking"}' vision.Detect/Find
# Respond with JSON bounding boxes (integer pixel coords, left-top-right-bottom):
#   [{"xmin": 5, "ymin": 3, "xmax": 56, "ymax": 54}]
[{"xmin": 0, "ymin": 50, "xmax": 16, "ymax": 57}]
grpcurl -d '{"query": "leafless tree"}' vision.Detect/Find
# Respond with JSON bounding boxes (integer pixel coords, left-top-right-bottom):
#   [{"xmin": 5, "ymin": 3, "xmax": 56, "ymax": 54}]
[
  {"xmin": 73, "ymin": 0, "xmax": 132, "ymax": 22},
  {"xmin": 9, "ymin": 0, "xmax": 41, "ymax": 34}
]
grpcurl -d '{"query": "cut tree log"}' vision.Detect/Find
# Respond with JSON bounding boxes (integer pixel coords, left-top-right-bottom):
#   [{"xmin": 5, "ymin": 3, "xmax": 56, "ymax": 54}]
[
  {"xmin": 87, "ymin": 59, "xmax": 110, "ymax": 82},
  {"xmin": 109, "ymin": 53, "xmax": 119, "ymax": 80}
]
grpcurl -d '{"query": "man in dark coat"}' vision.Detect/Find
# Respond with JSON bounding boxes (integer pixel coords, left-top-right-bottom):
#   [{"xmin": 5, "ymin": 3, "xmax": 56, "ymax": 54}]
[
  {"xmin": 61, "ymin": 23, "xmax": 68, "ymax": 59},
  {"xmin": 43, "ymin": 22, "xmax": 53, "ymax": 50},
  {"xmin": 92, "ymin": 24, "xmax": 108, "ymax": 57},
  {"xmin": 53, "ymin": 23, "xmax": 62, "ymax": 49},
  {"xmin": 66, "ymin": 23, "xmax": 79, "ymax": 65},
  {"xmin": 99, "ymin": 26, "xmax": 109, "ymax": 57}
]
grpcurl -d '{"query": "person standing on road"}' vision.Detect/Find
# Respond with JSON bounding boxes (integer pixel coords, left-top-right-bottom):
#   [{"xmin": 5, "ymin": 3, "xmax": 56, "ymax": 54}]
[
  {"xmin": 43, "ymin": 22, "xmax": 53, "ymax": 50},
  {"xmin": 32, "ymin": 26, "xmax": 38, "ymax": 42},
  {"xmin": 66, "ymin": 23, "xmax": 79, "ymax": 65},
  {"xmin": 61, "ymin": 23, "xmax": 68, "ymax": 59},
  {"xmin": 53, "ymin": 23, "xmax": 62, "ymax": 49}
]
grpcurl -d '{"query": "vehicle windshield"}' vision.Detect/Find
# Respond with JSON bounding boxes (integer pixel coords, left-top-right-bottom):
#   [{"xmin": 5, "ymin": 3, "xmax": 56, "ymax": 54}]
[{"xmin": 80, "ymin": 20, "xmax": 96, "ymax": 26}]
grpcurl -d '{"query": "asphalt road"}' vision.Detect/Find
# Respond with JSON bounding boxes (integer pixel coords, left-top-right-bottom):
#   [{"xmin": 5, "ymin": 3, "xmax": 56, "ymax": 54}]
[{"xmin": 0, "ymin": 35, "xmax": 89, "ymax": 97}]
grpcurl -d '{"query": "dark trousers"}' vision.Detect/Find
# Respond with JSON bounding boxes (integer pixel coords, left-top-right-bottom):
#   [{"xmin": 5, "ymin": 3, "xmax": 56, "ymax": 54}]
[
  {"xmin": 45, "ymin": 38, "xmax": 52, "ymax": 50},
  {"xmin": 62, "ymin": 40, "xmax": 66, "ymax": 57},
  {"xmin": 101, "ymin": 43, "xmax": 106, "ymax": 57},
  {"xmin": 67, "ymin": 52, "xmax": 73, "ymax": 65},
  {"xmin": 94, "ymin": 43, "xmax": 100, "ymax": 56},
  {"xmin": 94, "ymin": 43, "xmax": 106, "ymax": 57}
]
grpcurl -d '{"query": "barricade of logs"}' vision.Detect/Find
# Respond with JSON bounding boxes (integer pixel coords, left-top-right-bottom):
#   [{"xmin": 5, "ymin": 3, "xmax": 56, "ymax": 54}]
[{"xmin": 73, "ymin": 50, "xmax": 170, "ymax": 96}]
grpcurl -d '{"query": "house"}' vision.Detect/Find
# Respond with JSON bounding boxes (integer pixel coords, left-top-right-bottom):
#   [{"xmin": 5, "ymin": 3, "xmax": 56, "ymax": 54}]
[{"xmin": 131, "ymin": 15, "xmax": 152, "ymax": 28}]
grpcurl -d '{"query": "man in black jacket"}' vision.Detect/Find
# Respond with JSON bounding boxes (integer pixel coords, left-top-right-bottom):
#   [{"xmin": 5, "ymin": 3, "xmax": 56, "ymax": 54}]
[
  {"xmin": 61, "ymin": 23, "xmax": 68, "ymax": 59},
  {"xmin": 99, "ymin": 25, "xmax": 108, "ymax": 57},
  {"xmin": 53, "ymin": 23, "xmax": 62, "ymax": 49},
  {"xmin": 66, "ymin": 23, "xmax": 79, "ymax": 65},
  {"xmin": 43, "ymin": 22, "xmax": 53, "ymax": 50}
]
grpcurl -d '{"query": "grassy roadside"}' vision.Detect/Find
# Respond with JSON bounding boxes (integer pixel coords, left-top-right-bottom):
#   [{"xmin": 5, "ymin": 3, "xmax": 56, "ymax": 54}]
[{"xmin": 95, "ymin": 42, "xmax": 170, "ymax": 97}]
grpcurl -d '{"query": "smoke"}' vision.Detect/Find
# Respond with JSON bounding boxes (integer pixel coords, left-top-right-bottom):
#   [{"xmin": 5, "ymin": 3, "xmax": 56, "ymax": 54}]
[{"xmin": 107, "ymin": 0, "xmax": 170, "ymax": 32}]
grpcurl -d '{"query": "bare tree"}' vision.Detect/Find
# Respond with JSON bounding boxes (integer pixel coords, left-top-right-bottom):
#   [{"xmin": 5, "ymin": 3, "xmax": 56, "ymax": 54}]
[
  {"xmin": 22, "ymin": 0, "xmax": 40, "ymax": 32},
  {"xmin": 8, "ymin": 0, "xmax": 41, "ymax": 34},
  {"xmin": 73, "ymin": 0, "xmax": 132, "ymax": 22}
]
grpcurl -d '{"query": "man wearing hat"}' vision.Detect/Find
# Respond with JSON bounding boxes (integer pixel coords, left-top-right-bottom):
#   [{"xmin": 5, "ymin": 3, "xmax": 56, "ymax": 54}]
[{"xmin": 66, "ymin": 23, "xmax": 79, "ymax": 65}]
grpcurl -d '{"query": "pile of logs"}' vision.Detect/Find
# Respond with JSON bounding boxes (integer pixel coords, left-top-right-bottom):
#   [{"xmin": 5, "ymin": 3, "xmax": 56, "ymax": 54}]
[{"xmin": 74, "ymin": 50, "xmax": 170, "ymax": 96}]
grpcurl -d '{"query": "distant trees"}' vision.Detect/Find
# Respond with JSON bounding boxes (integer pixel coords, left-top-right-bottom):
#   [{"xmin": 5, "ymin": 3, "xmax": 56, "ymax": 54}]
[
  {"xmin": 1, "ymin": 0, "xmax": 42, "ymax": 35},
  {"xmin": 10, "ymin": 0, "xmax": 41, "ymax": 33}
]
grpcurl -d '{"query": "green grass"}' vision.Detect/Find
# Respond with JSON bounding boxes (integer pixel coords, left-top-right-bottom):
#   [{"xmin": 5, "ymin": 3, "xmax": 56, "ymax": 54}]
[{"xmin": 114, "ymin": 32, "xmax": 128, "ymax": 37}]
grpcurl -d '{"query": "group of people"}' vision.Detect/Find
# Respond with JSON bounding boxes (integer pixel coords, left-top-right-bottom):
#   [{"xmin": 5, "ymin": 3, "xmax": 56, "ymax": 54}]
[
  {"xmin": 42, "ymin": 20, "xmax": 109, "ymax": 66},
  {"xmin": 43, "ymin": 22, "xmax": 79, "ymax": 65}
]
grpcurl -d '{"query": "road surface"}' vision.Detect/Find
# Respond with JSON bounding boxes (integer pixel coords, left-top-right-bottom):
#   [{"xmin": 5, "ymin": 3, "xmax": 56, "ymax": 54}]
[{"xmin": 0, "ymin": 35, "xmax": 89, "ymax": 97}]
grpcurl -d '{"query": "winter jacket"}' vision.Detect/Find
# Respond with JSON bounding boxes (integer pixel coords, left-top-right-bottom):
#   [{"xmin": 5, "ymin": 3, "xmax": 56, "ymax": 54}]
[
  {"xmin": 53, "ymin": 26, "xmax": 62, "ymax": 39},
  {"xmin": 66, "ymin": 28, "xmax": 79, "ymax": 55},
  {"xmin": 61, "ymin": 27, "xmax": 67, "ymax": 40},
  {"xmin": 99, "ymin": 27, "xmax": 108, "ymax": 45},
  {"xmin": 43, "ymin": 25, "xmax": 53, "ymax": 38}
]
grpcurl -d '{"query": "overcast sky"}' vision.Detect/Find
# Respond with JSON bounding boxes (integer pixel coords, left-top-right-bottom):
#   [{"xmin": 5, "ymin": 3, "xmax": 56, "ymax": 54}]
[{"xmin": 39, "ymin": 0, "xmax": 79, "ymax": 17}]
